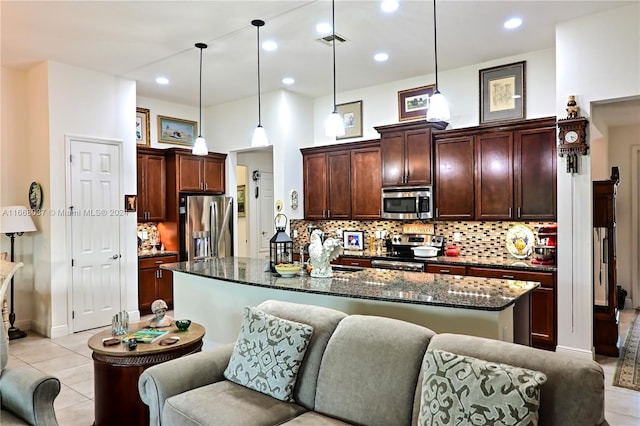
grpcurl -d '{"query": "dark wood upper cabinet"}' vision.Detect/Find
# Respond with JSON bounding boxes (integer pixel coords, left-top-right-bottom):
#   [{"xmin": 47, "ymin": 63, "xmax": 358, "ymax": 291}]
[
  {"xmin": 475, "ymin": 132, "xmax": 514, "ymax": 220},
  {"xmin": 301, "ymin": 140, "xmax": 381, "ymax": 220},
  {"xmin": 351, "ymin": 145, "xmax": 382, "ymax": 219},
  {"xmin": 136, "ymin": 147, "xmax": 167, "ymax": 222},
  {"xmin": 375, "ymin": 121, "xmax": 447, "ymax": 187},
  {"xmin": 433, "ymin": 135, "xmax": 475, "ymax": 220}
]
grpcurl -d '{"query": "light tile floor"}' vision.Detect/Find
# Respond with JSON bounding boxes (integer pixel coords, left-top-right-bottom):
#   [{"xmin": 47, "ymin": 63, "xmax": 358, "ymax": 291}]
[{"xmin": 5, "ymin": 309, "xmax": 640, "ymax": 426}]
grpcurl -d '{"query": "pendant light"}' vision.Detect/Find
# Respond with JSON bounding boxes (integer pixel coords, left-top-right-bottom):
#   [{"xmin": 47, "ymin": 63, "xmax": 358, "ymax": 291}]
[
  {"xmin": 192, "ymin": 42, "xmax": 209, "ymax": 155},
  {"xmin": 325, "ymin": 0, "xmax": 345, "ymax": 138},
  {"xmin": 251, "ymin": 19, "xmax": 269, "ymax": 147},
  {"xmin": 426, "ymin": 0, "xmax": 450, "ymax": 123}
]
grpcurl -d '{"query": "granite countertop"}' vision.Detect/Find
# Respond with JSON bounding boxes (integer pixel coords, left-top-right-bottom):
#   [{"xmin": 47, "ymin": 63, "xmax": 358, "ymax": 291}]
[
  {"xmin": 162, "ymin": 257, "xmax": 538, "ymax": 312},
  {"xmin": 340, "ymin": 250, "xmax": 557, "ymax": 272},
  {"xmin": 138, "ymin": 250, "xmax": 179, "ymax": 259}
]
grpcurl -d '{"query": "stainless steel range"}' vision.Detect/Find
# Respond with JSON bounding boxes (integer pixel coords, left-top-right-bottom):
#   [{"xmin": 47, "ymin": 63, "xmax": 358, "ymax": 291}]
[{"xmin": 371, "ymin": 234, "xmax": 445, "ymax": 272}]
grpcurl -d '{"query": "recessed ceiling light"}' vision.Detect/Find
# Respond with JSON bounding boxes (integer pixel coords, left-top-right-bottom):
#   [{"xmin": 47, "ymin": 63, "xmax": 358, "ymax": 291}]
[
  {"xmin": 504, "ymin": 17, "xmax": 522, "ymax": 29},
  {"xmin": 381, "ymin": 0, "xmax": 399, "ymax": 13},
  {"xmin": 316, "ymin": 22, "xmax": 332, "ymax": 35},
  {"xmin": 155, "ymin": 76, "xmax": 169, "ymax": 85},
  {"xmin": 282, "ymin": 77, "xmax": 295, "ymax": 85},
  {"xmin": 374, "ymin": 52, "xmax": 389, "ymax": 62},
  {"xmin": 262, "ymin": 40, "xmax": 278, "ymax": 51}
]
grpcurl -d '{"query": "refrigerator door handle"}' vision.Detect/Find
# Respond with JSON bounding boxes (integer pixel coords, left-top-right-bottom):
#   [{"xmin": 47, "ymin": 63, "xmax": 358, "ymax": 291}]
[{"xmin": 211, "ymin": 201, "xmax": 219, "ymax": 258}]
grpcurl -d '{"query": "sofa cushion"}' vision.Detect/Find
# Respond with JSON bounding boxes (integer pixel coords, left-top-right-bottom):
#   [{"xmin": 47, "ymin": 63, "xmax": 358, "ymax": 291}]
[
  {"xmin": 418, "ymin": 349, "xmax": 547, "ymax": 426},
  {"xmin": 224, "ymin": 306, "xmax": 314, "ymax": 402},
  {"xmin": 314, "ymin": 315, "xmax": 435, "ymax": 426},
  {"xmin": 280, "ymin": 411, "xmax": 353, "ymax": 425},
  {"xmin": 256, "ymin": 300, "xmax": 347, "ymax": 410},
  {"xmin": 163, "ymin": 380, "xmax": 307, "ymax": 426},
  {"xmin": 427, "ymin": 334, "xmax": 606, "ymax": 426}
]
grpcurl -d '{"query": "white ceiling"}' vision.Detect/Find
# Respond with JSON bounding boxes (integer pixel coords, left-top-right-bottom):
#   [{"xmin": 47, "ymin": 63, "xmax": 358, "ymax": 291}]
[{"xmin": 1, "ymin": 0, "xmax": 636, "ymax": 113}]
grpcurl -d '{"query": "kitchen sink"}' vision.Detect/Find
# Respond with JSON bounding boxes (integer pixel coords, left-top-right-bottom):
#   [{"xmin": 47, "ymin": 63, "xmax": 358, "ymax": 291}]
[{"xmin": 331, "ymin": 265, "xmax": 365, "ymax": 273}]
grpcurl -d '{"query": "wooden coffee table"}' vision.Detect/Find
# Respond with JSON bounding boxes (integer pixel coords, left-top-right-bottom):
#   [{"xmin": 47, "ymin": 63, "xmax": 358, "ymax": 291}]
[{"xmin": 88, "ymin": 321, "xmax": 205, "ymax": 426}]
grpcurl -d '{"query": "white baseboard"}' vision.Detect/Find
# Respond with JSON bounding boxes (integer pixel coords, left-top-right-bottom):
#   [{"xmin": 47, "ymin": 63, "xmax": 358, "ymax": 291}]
[{"xmin": 555, "ymin": 345, "xmax": 595, "ymax": 360}]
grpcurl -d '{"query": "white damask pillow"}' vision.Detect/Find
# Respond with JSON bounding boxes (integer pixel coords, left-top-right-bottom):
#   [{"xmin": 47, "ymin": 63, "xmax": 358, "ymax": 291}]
[
  {"xmin": 418, "ymin": 349, "xmax": 547, "ymax": 426},
  {"xmin": 223, "ymin": 306, "xmax": 314, "ymax": 402}
]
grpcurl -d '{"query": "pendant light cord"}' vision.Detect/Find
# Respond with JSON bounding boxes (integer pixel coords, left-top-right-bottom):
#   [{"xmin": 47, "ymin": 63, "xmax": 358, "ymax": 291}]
[
  {"xmin": 332, "ymin": 0, "xmax": 337, "ymax": 113},
  {"xmin": 195, "ymin": 42, "xmax": 207, "ymax": 138},
  {"xmin": 257, "ymin": 24, "xmax": 262, "ymax": 126},
  {"xmin": 432, "ymin": 0, "xmax": 439, "ymax": 91}
]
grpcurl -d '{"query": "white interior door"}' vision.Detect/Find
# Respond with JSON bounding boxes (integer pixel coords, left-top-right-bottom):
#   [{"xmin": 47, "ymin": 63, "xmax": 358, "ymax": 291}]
[
  {"xmin": 70, "ymin": 139, "xmax": 122, "ymax": 331},
  {"xmin": 258, "ymin": 171, "xmax": 274, "ymax": 258}
]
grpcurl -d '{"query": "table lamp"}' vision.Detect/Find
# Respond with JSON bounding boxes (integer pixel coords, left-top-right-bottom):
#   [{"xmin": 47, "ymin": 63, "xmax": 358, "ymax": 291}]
[{"xmin": 0, "ymin": 205, "xmax": 36, "ymax": 340}]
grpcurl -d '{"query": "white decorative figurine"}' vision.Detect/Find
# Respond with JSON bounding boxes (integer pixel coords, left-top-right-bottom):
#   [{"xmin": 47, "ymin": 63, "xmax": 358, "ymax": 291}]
[
  {"xmin": 308, "ymin": 229, "xmax": 343, "ymax": 278},
  {"xmin": 147, "ymin": 299, "xmax": 173, "ymax": 328}
]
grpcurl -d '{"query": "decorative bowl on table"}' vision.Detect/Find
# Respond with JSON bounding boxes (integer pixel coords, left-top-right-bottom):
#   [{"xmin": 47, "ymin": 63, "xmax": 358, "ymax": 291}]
[
  {"xmin": 275, "ymin": 263, "xmax": 301, "ymax": 277},
  {"xmin": 175, "ymin": 319, "xmax": 191, "ymax": 331}
]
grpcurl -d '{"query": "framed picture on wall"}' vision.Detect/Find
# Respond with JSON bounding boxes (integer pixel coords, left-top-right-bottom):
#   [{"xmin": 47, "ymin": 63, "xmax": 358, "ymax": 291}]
[
  {"xmin": 397, "ymin": 85, "xmax": 435, "ymax": 121},
  {"xmin": 336, "ymin": 100, "xmax": 363, "ymax": 140},
  {"xmin": 136, "ymin": 107, "xmax": 150, "ymax": 146},
  {"xmin": 237, "ymin": 185, "xmax": 246, "ymax": 217},
  {"xmin": 479, "ymin": 61, "xmax": 526, "ymax": 124},
  {"xmin": 157, "ymin": 115, "xmax": 198, "ymax": 146},
  {"xmin": 124, "ymin": 195, "xmax": 137, "ymax": 212}
]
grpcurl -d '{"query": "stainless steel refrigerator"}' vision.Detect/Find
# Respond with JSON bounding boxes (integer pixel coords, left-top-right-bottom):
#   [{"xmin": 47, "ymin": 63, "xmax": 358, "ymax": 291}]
[{"xmin": 179, "ymin": 194, "xmax": 233, "ymax": 261}]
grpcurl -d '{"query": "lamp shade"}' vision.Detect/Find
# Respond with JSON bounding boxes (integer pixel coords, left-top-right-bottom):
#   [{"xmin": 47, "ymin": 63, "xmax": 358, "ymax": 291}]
[
  {"xmin": 0, "ymin": 206, "xmax": 37, "ymax": 234},
  {"xmin": 251, "ymin": 125, "xmax": 269, "ymax": 147},
  {"xmin": 325, "ymin": 111, "xmax": 345, "ymax": 137},
  {"xmin": 192, "ymin": 136, "xmax": 208, "ymax": 156},
  {"xmin": 426, "ymin": 90, "xmax": 450, "ymax": 122}
]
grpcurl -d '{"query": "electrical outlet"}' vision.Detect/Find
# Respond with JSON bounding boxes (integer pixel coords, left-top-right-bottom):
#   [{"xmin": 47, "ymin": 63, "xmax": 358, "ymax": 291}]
[
  {"xmin": 293, "ymin": 229, "xmax": 298, "ymax": 238},
  {"xmin": 454, "ymin": 232, "xmax": 461, "ymax": 242}
]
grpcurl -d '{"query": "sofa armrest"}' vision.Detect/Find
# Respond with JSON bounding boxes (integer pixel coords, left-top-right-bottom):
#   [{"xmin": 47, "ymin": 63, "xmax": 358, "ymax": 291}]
[
  {"xmin": 139, "ymin": 343, "xmax": 234, "ymax": 426},
  {"xmin": 0, "ymin": 367, "xmax": 61, "ymax": 425}
]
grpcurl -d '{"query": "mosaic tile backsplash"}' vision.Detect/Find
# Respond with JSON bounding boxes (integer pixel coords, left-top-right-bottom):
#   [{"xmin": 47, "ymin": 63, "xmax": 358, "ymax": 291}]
[
  {"xmin": 290, "ymin": 219, "xmax": 556, "ymax": 258},
  {"xmin": 137, "ymin": 222, "xmax": 162, "ymax": 251}
]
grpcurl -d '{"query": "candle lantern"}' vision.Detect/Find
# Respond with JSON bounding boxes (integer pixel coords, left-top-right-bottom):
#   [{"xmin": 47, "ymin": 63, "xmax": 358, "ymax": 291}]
[{"xmin": 270, "ymin": 213, "xmax": 293, "ymax": 272}]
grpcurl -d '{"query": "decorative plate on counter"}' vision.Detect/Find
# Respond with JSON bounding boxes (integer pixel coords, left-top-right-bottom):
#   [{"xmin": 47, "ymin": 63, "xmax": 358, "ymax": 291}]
[{"xmin": 505, "ymin": 224, "xmax": 535, "ymax": 259}]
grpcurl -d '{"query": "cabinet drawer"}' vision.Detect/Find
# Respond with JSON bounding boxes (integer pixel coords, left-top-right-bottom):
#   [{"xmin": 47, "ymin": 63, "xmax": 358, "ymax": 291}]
[
  {"xmin": 466, "ymin": 267, "xmax": 554, "ymax": 287},
  {"xmin": 139, "ymin": 255, "xmax": 179, "ymax": 270},
  {"xmin": 426, "ymin": 264, "xmax": 467, "ymax": 275},
  {"xmin": 340, "ymin": 258, "xmax": 372, "ymax": 268}
]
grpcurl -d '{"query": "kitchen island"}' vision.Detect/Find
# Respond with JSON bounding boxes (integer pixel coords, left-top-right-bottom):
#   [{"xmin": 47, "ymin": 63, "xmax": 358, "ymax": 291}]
[{"xmin": 162, "ymin": 257, "xmax": 538, "ymax": 346}]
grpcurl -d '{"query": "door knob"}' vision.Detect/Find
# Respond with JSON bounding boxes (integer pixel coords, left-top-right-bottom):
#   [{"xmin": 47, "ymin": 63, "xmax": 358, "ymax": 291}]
[{"xmin": 109, "ymin": 254, "xmax": 121, "ymax": 260}]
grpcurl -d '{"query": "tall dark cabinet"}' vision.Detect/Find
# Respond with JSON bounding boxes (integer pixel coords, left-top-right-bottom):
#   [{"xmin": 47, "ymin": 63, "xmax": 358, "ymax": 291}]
[{"xmin": 593, "ymin": 167, "xmax": 620, "ymax": 357}]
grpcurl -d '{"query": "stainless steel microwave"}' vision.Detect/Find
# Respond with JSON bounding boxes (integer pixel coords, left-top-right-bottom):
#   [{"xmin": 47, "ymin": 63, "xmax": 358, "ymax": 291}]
[{"xmin": 381, "ymin": 186, "xmax": 433, "ymax": 220}]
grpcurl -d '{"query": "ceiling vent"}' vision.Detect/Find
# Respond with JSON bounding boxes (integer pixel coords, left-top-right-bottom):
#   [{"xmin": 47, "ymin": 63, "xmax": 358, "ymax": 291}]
[{"xmin": 317, "ymin": 33, "xmax": 348, "ymax": 46}]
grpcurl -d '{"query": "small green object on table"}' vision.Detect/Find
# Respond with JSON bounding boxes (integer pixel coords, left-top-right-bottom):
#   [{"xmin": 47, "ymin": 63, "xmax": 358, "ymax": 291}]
[{"xmin": 175, "ymin": 319, "xmax": 191, "ymax": 331}]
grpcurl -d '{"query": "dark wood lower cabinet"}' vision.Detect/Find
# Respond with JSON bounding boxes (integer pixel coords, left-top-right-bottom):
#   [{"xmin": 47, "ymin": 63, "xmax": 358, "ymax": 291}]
[{"xmin": 138, "ymin": 254, "xmax": 179, "ymax": 315}]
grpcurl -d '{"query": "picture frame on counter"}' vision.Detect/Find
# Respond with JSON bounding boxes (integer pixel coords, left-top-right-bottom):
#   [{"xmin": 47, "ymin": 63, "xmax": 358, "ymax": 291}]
[
  {"xmin": 336, "ymin": 100, "xmax": 363, "ymax": 139},
  {"xmin": 397, "ymin": 84, "xmax": 435, "ymax": 121},
  {"xmin": 479, "ymin": 61, "xmax": 526, "ymax": 125},
  {"xmin": 343, "ymin": 230, "xmax": 364, "ymax": 250},
  {"xmin": 157, "ymin": 115, "xmax": 198, "ymax": 146},
  {"xmin": 136, "ymin": 107, "xmax": 150, "ymax": 146},
  {"xmin": 125, "ymin": 195, "xmax": 137, "ymax": 212}
]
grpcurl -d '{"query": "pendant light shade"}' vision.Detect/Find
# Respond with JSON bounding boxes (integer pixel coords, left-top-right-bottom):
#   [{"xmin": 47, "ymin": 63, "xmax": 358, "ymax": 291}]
[
  {"xmin": 325, "ymin": 0, "xmax": 345, "ymax": 138},
  {"xmin": 192, "ymin": 42, "xmax": 209, "ymax": 155},
  {"xmin": 426, "ymin": 0, "xmax": 450, "ymax": 123},
  {"xmin": 251, "ymin": 19, "xmax": 269, "ymax": 147}
]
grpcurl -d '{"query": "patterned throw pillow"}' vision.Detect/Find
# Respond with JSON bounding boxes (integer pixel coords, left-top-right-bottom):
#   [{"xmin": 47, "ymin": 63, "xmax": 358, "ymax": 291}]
[
  {"xmin": 418, "ymin": 349, "xmax": 547, "ymax": 426},
  {"xmin": 223, "ymin": 306, "xmax": 314, "ymax": 402}
]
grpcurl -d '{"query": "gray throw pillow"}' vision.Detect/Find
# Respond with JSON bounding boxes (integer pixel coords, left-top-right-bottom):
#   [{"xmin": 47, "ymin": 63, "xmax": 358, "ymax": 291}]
[
  {"xmin": 224, "ymin": 306, "xmax": 314, "ymax": 402},
  {"xmin": 418, "ymin": 349, "xmax": 547, "ymax": 426}
]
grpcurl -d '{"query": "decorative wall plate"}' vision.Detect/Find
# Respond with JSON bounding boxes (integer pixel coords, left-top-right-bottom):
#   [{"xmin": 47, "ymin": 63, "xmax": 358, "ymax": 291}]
[
  {"xmin": 505, "ymin": 224, "xmax": 534, "ymax": 259},
  {"xmin": 28, "ymin": 181, "xmax": 43, "ymax": 210}
]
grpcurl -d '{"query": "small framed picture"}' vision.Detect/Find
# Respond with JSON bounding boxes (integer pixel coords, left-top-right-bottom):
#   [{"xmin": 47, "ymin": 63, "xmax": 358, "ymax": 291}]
[
  {"xmin": 343, "ymin": 230, "xmax": 364, "ymax": 250},
  {"xmin": 237, "ymin": 184, "xmax": 246, "ymax": 217},
  {"xmin": 125, "ymin": 195, "xmax": 137, "ymax": 212},
  {"xmin": 336, "ymin": 100, "xmax": 363, "ymax": 140},
  {"xmin": 479, "ymin": 61, "xmax": 526, "ymax": 125},
  {"xmin": 136, "ymin": 107, "xmax": 150, "ymax": 146},
  {"xmin": 157, "ymin": 115, "xmax": 198, "ymax": 146},
  {"xmin": 397, "ymin": 85, "xmax": 436, "ymax": 121}
]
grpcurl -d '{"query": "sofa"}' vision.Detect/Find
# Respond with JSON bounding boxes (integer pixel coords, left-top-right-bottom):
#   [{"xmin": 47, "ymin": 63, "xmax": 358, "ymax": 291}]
[{"xmin": 139, "ymin": 299, "xmax": 608, "ymax": 426}]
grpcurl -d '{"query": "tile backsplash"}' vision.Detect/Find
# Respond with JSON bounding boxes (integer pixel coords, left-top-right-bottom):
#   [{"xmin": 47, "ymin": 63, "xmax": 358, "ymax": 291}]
[
  {"xmin": 290, "ymin": 219, "xmax": 556, "ymax": 258},
  {"xmin": 137, "ymin": 222, "xmax": 161, "ymax": 250}
]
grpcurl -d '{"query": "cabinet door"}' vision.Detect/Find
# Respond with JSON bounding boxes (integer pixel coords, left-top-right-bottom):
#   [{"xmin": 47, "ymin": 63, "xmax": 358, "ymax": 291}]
[
  {"xmin": 515, "ymin": 128, "xmax": 556, "ymax": 220},
  {"xmin": 138, "ymin": 268, "xmax": 158, "ymax": 315},
  {"xmin": 531, "ymin": 287, "xmax": 556, "ymax": 350},
  {"xmin": 434, "ymin": 136, "xmax": 475, "ymax": 220},
  {"xmin": 380, "ymin": 132, "xmax": 405, "ymax": 187},
  {"xmin": 351, "ymin": 146, "xmax": 381, "ymax": 219},
  {"xmin": 426, "ymin": 264, "xmax": 467, "ymax": 275},
  {"xmin": 136, "ymin": 154, "xmax": 146, "ymax": 222},
  {"xmin": 157, "ymin": 269, "xmax": 174, "ymax": 309},
  {"xmin": 145, "ymin": 154, "xmax": 166, "ymax": 221},
  {"xmin": 203, "ymin": 157, "xmax": 225, "ymax": 193},
  {"xmin": 303, "ymin": 153, "xmax": 328, "ymax": 219},
  {"xmin": 178, "ymin": 155, "xmax": 203, "ymax": 191},
  {"xmin": 327, "ymin": 151, "xmax": 351, "ymax": 219},
  {"xmin": 475, "ymin": 132, "xmax": 513, "ymax": 220},
  {"xmin": 405, "ymin": 128, "xmax": 432, "ymax": 186}
]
